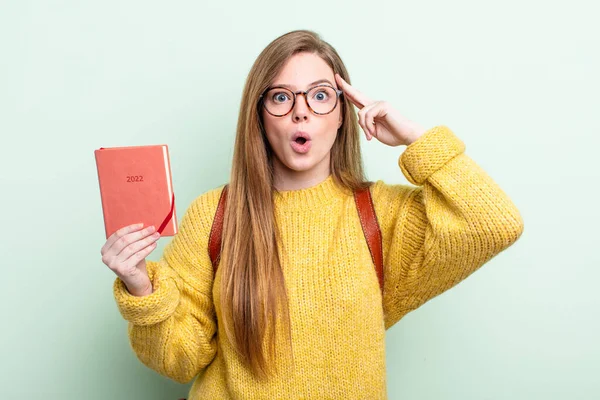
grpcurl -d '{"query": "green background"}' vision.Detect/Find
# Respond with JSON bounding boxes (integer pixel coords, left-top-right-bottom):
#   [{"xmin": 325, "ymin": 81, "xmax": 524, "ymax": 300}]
[{"xmin": 1, "ymin": 0, "xmax": 598, "ymax": 399}]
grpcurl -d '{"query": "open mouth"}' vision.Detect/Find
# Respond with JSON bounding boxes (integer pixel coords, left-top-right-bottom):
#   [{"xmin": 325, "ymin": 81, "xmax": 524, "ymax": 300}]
[{"xmin": 291, "ymin": 137, "xmax": 312, "ymax": 153}]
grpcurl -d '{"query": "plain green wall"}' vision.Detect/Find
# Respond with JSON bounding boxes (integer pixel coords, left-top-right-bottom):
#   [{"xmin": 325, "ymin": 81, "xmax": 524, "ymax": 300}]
[{"xmin": 1, "ymin": 0, "xmax": 598, "ymax": 399}]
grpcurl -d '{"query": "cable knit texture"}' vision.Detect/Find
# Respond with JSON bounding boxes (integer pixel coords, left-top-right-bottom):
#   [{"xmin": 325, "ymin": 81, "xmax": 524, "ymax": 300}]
[{"xmin": 113, "ymin": 125, "xmax": 524, "ymax": 399}]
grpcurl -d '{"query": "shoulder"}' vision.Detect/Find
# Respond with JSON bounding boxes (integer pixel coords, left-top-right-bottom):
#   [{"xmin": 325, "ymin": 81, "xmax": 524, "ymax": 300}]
[
  {"xmin": 369, "ymin": 179, "xmax": 421, "ymax": 209},
  {"xmin": 190, "ymin": 184, "xmax": 227, "ymax": 211},
  {"xmin": 180, "ymin": 184, "xmax": 228, "ymax": 233},
  {"xmin": 368, "ymin": 179, "xmax": 424, "ymax": 232},
  {"xmin": 366, "ymin": 179, "xmax": 425, "ymax": 243}
]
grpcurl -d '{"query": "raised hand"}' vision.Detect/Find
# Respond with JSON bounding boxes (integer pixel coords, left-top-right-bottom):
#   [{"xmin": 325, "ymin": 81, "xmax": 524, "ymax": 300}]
[{"xmin": 335, "ymin": 73, "xmax": 427, "ymax": 147}]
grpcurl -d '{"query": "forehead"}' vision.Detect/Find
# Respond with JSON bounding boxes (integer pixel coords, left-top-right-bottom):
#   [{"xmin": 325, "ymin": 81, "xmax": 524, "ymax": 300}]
[{"xmin": 272, "ymin": 52, "xmax": 335, "ymax": 89}]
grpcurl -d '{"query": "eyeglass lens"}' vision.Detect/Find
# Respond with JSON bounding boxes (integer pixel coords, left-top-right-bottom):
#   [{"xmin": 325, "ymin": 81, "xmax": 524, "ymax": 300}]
[{"xmin": 263, "ymin": 86, "xmax": 338, "ymax": 115}]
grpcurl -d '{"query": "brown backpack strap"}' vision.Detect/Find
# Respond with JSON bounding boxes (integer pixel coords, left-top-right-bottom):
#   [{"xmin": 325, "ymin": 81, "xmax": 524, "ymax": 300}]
[
  {"xmin": 208, "ymin": 184, "xmax": 228, "ymax": 272},
  {"xmin": 354, "ymin": 186, "xmax": 384, "ymax": 293},
  {"xmin": 208, "ymin": 183, "xmax": 384, "ymax": 293}
]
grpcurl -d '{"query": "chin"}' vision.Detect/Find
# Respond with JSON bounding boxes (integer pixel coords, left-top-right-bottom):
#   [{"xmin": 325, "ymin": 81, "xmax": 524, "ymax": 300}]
[{"xmin": 284, "ymin": 160, "xmax": 315, "ymax": 172}]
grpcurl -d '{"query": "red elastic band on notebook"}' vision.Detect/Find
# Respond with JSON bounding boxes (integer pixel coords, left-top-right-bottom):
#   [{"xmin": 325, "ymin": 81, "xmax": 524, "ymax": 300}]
[{"xmin": 157, "ymin": 193, "xmax": 175, "ymax": 234}]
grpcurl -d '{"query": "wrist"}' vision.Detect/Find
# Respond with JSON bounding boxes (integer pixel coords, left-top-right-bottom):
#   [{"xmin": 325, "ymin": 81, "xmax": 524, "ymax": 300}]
[
  {"xmin": 404, "ymin": 126, "xmax": 426, "ymax": 146},
  {"xmin": 125, "ymin": 280, "xmax": 154, "ymax": 297}
]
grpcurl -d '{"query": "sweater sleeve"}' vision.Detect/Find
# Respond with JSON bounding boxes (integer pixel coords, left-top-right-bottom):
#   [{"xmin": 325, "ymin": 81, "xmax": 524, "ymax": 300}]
[
  {"xmin": 371, "ymin": 125, "xmax": 524, "ymax": 330},
  {"xmin": 112, "ymin": 189, "xmax": 221, "ymax": 383}
]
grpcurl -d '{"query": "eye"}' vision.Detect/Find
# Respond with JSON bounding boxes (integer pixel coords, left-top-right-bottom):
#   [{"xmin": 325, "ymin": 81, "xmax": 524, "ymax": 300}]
[
  {"xmin": 272, "ymin": 92, "xmax": 291, "ymax": 103},
  {"xmin": 313, "ymin": 90, "xmax": 329, "ymax": 101},
  {"xmin": 315, "ymin": 90, "xmax": 327, "ymax": 100}
]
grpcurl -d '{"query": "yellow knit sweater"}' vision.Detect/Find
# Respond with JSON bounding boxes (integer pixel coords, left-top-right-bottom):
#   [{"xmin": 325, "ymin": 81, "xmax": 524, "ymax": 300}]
[{"xmin": 113, "ymin": 125, "xmax": 524, "ymax": 399}]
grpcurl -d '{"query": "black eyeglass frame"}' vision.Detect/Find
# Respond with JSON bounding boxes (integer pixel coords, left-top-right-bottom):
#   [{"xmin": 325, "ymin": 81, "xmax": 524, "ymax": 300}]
[{"xmin": 259, "ymin": 84, "xmax": 344, "ymax": 117}]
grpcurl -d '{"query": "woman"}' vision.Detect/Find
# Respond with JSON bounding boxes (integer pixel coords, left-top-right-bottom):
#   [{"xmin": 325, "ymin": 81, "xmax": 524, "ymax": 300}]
[{"xmin": 100, "ymin": 29, "xmax": 524, "ymax": 399}]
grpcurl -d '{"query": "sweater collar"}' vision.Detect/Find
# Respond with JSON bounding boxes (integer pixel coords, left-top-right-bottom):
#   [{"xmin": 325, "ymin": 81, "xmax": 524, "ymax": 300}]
[{"xmin": 273, "ymin": 174, "xmax": 348, "ymax": 211}]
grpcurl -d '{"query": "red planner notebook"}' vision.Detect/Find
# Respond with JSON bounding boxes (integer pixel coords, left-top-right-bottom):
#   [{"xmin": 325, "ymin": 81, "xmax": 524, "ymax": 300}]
[{"xmin": 94, "ymin": 144, "xmax": 178, "ymax": 239}]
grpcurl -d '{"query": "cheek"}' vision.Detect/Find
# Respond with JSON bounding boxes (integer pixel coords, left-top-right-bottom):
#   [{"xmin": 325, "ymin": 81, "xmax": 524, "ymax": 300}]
[
  {"xmin": 262, "ymin": 115, "xmax": 286, "ymax": 148},
  {"xmin": 324, "ymin": 111, "xmax": 342, "ymax": 139},
  {"xmin": 262, "ymin": 110, "xmax": 280, "ymax": 132},
  {"xmin": 329, "ymin": 111, "xmax": 341, "ymax": 129}
]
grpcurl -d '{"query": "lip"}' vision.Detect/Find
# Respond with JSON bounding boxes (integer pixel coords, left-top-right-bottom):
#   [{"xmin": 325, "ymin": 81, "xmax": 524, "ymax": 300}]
[
  {"xmin": 290, "ymin": 139, "xmax": 311, "ymax": 154},
  {"xmin": 291, "ymin": 131, "xmax": 312, "ymax": 141},
  {"xmin": 290, "ymin": 131, "xmax": 312, "ymax": 154}
]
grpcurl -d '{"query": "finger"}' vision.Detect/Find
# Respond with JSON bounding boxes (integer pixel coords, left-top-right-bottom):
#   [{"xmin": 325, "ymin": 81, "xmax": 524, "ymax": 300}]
[
  {"xmin": 335, "ymin": 73, "xmax": 373, "ymax": 109},
  {"xmin": 117, "ymin": 232, "xmax": 160, "ymax": 267},
  {"xmin": 102, "ymin": 222, "xmax": 145, "ymax": 255},
  {"xmin": 363, "ymin": 103, "xmax": 377, "ymax": 138},
  {"xmin": 341, "ymin": 85, "xmax": 365, "ymax": 109},
  {"xmin": 336, "ymin": 75, "xmax": 367, "ymax": 109},
  {"xmin": 107, "ymin": 224, "xmax": 157, "ymax": 257},
  {"xmin": 358, "ymin": 103, "xmax": 376, "ymax": 140},
  {"xmin": 357, "ymin": 106, "xmax": 367, "ymax": 139},
  {"xmin": 126, "ymin": 242, "xmax": 156, "ymax": 270},
  {"xmin": 364, "ymin": 102, "xmax": 386, "ymax": 138},
  {"xmin": 108, "ymin": 240, "xmax": 156, "ymax": 277}
]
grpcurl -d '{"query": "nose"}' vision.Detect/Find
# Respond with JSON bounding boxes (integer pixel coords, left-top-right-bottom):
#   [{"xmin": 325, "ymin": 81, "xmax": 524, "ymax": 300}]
[{"xmin": 291, "ymin": 92, "xmax": 309, "ymax": 121}]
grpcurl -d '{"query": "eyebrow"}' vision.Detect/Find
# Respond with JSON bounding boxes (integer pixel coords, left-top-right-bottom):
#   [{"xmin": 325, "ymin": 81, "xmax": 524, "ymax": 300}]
[{"xmin": 271, "ymin": 79, "xmax": 335, "ymax": 90}]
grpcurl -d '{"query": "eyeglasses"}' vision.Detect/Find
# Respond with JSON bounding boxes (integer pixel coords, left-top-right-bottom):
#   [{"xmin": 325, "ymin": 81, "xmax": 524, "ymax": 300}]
[{"xmin": 259, "ymin": 84, "xmax": 343, "ymax": 117}]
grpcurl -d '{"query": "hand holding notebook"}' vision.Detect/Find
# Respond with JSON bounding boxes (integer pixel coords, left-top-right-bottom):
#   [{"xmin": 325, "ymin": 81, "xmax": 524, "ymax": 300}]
[{"xmin": 100, "ymin": 222, "xmax": 159, "ymax": 296}]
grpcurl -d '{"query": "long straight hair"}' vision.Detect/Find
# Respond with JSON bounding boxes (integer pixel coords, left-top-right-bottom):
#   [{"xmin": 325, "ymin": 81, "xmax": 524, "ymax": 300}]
[{"xmin": 219, "ymin": 29, "xmax": 373, "ymax": 381}]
